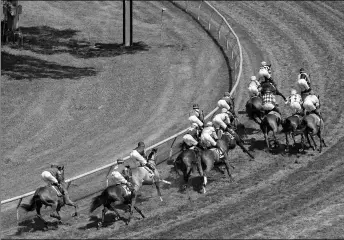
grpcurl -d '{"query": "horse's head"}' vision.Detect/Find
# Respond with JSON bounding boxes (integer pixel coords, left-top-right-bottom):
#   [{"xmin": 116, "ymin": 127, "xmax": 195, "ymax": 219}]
[
  {"xmin": 56, "ymin": 165, "xmax": 65, "ymax": 183},
  {"xmin": 148, "ymin": 148, "xmax": 158, "ymax": 163}
]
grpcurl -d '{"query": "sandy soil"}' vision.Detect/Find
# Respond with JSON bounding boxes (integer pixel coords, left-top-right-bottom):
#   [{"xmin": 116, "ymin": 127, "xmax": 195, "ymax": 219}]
[{"xmin": 1, "ymin": 1, "xmax": 344, "ymax": 239}]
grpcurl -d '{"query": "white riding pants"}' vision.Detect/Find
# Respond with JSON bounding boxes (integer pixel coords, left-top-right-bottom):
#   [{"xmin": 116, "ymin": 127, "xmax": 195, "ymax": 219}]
[
  {"xmin": 188, "ymin": 115, "xmax": 203, "ymax": 128},
  {"xmin": 248, "ymin": 85, "xmax": 259, "ymax": 97},
  {"xmin": 130, "ymin": 150, "xmax": 147, "ymax": 166},
  {"xmin": 213, "ymin": 115, "xmax": 228, "ymax": 130},
  {"xmin": 111, "ymin": 171, "xmax": 128, "ymax": 185},
  {"xmin": 201, "ymin": 133, "xmax": 216, "ymax": 148},
  {"xmin": 298, "ymin": 79, "xmax": 310, "ymax": 92},
  {"xmin": 262, "ymin": 102, "xmax": 275, "ymax": 111},
  {"xmin": 217, "ymin": 99, "xmax": 231, "ymax": 110},
  {"xmin": 183, "ymin": 134, "xmax": 198, "ymax": 146},
  {"xmin": 258, "ymin": 68, "xmax": 271, "ymax": 79},
  {"xmin": 41, "ymin": 171, "xmax": 58, "ymax": 185},
  {"xmin": 290, "ymin": 101, "xmax": 302, "ymax": 113}
]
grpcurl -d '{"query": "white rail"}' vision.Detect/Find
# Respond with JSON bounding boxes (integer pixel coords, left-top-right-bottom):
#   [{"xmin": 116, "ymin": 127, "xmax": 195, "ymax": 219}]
[{"xmin": 1, "ymin": 0, "xmax": 243, "ymax": 208}]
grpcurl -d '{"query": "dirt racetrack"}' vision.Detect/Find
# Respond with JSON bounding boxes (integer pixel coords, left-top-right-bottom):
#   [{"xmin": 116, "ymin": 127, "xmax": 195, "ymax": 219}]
[{"xmin": 1, "ymin": 1, "xmax": 344, "ymax": 239}]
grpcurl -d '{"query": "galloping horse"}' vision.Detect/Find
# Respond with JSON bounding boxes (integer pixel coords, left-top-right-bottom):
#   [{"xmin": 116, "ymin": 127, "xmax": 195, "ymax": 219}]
[
  {"xmin": 281, "ymin": 114, "xmax": 306, "ymax": 152},
  {"xmin": 20, "ymin": 165, "xmax": 78, "ymax": 228},
  {"xmin": 301, "ymin": 113, "xmax": 327, "ymax": 152},
  {"xmin": 197, "ymin": 138, "xmax": 235, "ymax": 194},
  {"xmin": 174, "ymin": 142, "xmax": 203, "ymax": 192},
  {"xmin": 90, "ymin": 148, "xmax": 170, "ymax": 227},
  {"xmin": 89, "ymin": 181, "xmax": 144, "ymax": 228},
  {"xmin": 260, "ymin": 110, "xmax": 282, "ymax": 151},
  {"xmin": 245, "ymin": 96, "xmax": 264, "ymax": 125}
]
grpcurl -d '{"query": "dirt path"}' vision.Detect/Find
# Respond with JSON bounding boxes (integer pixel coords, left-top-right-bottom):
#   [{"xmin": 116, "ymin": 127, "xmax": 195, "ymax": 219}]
[{"xmin": 2, "ymin": 1, "xmax": 344, "ymax": 239}]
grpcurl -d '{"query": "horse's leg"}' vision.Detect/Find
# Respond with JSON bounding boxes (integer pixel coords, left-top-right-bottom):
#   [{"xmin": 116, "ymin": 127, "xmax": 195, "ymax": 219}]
[
  {"xmin": 109, "ymin": 202, "xmax": 121, "ymax": 221},
  {"xmin": 236, "ymin": 136, "xmax": 254, "ymax": 160},
  {"xmin": 128, "ymin": 193, "xmax": 138, "ymax": 225},
  {"xmin": 35, "ymin": 201, "xmax": 49, "ymax": 229},
  {"xmin": 317, "ymin": 130, "xmax": 324, "ymax": 153},
  {"xmin": 222, "ymin": 153, "xmax": 235, "ymax": 182},
  {"xmin": 97, "ymin": 206, "xmax": 107, "ymax": 229},
  {"xmin": 182, "ymin": 166, "xmax": 192, "ymax": 191},
  {"xmin": 133, "ymin": 206, "xmax": 145, "ymax": 218},
  {"xmin": 263, "ymin": 130, "xmax": 270, "ymax": 151},
  {"xmin": 63, "ymin": 194, "xmax": 78, "ymax": 217},
  {"xmin": 153, "ymin": 178, "xmax": 163, "ymax": 202},
  {"xmin": 305, "ymin": 132, "xmax": 315, "ymax": 150},
  {"xmin": 285, "ymin": 133, "xmax": 289, "ymax": 152},
  {"xmin": 309, "ymin": 134, "xmax": 317, "ymax": 151},
  {"xmin": 300, "ymin": 134, "xmax": 306, "ymax": 153}
]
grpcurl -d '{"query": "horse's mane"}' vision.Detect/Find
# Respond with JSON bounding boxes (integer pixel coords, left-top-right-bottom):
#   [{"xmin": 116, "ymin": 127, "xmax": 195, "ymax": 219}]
[{"xmin": 148, "ymin": 148, "xmax": 158, "ymax": 160}]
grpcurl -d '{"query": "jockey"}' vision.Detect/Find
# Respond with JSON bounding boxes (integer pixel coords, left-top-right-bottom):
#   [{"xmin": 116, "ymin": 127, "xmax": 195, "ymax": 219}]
[
  {"xmin": 182, "ymin": 123, "xmax": 202, "ymax": 149},
  {"xmin": 188, "ymin": 104, "xmax": 204, "ymax": 129},
  {"xmin": 261, "ymin": 61, "xmax": 272, "ymax": 74},
  {"xmin": 262, "ymin": 90, "xmax": 282, "ymax": 116},
  {"xmin": 217, "ymin": 92, "xmax": 237, "ymax": 117},
  {"xmin": 303, "ymin": 94, "xmax": 322, "ymax": 119},
  {"xmin": 212, "ymin": 108, "xmax": 232, "ymax": 138},
  {"xmin": 200, "ymin": 121, "xmax": 225, "ymax": 155},
  {"xmin": 41, "ymin": 164, "xmax": 65, "ymax": 196},
  {"xmin": 248, "ymin": 76, "xmax": 261, "ymax": 97},
  {"xmin": 285, "ymin": 89, "xmax": 303, "ymax": 115},
  {"xmin": 110, "ymin": 158, "xmax": 134, "ymax": 193},
  {"xmin": 297, "ymin": 68, "xmax": 312, "ymax": 100},
  {"xmin": 130, "ymin": 142, "xmax": 155, "ymax": 171}
]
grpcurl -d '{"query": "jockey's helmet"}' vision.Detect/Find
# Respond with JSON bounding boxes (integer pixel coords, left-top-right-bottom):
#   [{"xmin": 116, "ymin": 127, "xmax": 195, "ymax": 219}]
[
  {"xmin": 138, "ymin": 141, "xmax": 145, "ymax": 147},
  {"xmin": 192, "ymin": 104, "xmax": 199, "ymax": 109},
  {"xmin": 224, "ymin": 92, "xmax": 231, "ymax": 97},
  {"xmin": 291, "ymin": 89, "xmax": 297, "ymax": 95},
  {"xmin": 57, "ymin": 165, "xmax": 64, "ymax": 171},
  {"xmin": 221, "ymin": 108, "xmax": 228, "ymax": 113},
  {"xmin": 250, "ymin": 76, "xmax": 257, "ymax": 81},
  {"xmin": 261, "ymin": 61, "xmax": 267, "ymax": 66},
  {"xmin": 299, "ymin": 68, "xmax": 305, "ymax": 73},
  {"xmin": 206, "ymin": 121, "xmax": 213, "ymax": 127},
  {"xmin": 117, "ymin": 158, "xmax": 124, "ymax": 164}
]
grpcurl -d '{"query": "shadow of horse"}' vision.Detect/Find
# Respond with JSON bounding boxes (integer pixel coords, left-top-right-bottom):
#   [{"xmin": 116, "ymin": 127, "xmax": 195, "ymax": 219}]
[
  {"xmin": 15, "ymin": 216, "xmax": 59, "ymax": 235},
  {"xmin": 8, "ymin": 26, "xmax": 150, "ymax": 59}
]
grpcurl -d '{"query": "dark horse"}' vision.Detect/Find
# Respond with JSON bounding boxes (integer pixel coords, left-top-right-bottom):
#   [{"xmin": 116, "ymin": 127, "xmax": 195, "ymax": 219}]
[
  {"xmin": 301, "ymin": 113, "xmax": 327, "ymax": 153},
  {"xmin": 197, "ymin": 136, "xmax": 237, "ymax": 193},
  {"xmin": 174, "ymin": 142, "xmax": 203, "ymax": 192},
  {"xmin": 260, "ymin": 110, "xmax": 282, "ymax": 151},
  {"xmin": 281, "ymin": 113, "xmax": 306, "ymax": 152},
  {"xmin": 245, "ymin": 96, "xmax": 264, "ymax": 125},
  {"xmin": 20, "ymin": 165, "xmax": 78, "ymax": 228},
  {"xmin": 90, "ymin": 148, "xmax": 169, "ymax": 227}
]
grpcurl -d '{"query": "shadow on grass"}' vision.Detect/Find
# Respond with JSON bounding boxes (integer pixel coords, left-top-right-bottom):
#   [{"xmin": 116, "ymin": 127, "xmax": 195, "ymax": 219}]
[
  {"xmin": 9, "ymin": 26, "xmax": 150, "ymax": 58},
  {"xmin": 1, "ymin": 51, "xmax": 97, "ymax": 80},
  {"xmin": 14, "ymin": 217, "xmax": 59, "ymax": 235}
]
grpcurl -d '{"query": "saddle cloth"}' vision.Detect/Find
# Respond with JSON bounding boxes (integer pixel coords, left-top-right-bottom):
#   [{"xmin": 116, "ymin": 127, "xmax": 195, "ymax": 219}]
[
  {"xmin": 210, "ymin": 148, "xmax": 224, "ymax": 159},
  {"xmin": 268, "ymin": 110, "xmax": 281, "ymax": 121},
  {"xmin": 116, "ymin": 183, "xmax": 131, "ymax": 197},
  {"xmin": 51, "ymin": 185, "xmax": 62, "ymax": 197}
]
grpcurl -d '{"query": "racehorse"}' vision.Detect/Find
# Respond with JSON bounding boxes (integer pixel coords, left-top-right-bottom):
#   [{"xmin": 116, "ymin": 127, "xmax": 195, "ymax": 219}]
[
  {"xmin": 20, "ymin": 165, "xmax": 78, "ymax": 228},
  {"xmin": 245, "ymin": 96, "xmax": 264, "ymax": 125},
  {"xmin": 301, "ymin": 113, "xmax": 327, "ymax": 153},
  {"xmin": 90, "ymin": 148, "xmax": 170, "ymax": 227},
  {"xmin": 260, "ymin": 111, "xmax": 282, "ymax": 151},
  {"xmin": 174, "ymin": 142, "xmax": 203, "ymax": 192},
  {"xmin": 281, "ymin": 114, "xmax": 306, "ymax": 152},
  {"xmin": 89, "ymin": 180, "xmax": 145, "ymax": 228},
  {"xmin": 197, "ymin": 137, "xmax": 235, "ymax": 194}
]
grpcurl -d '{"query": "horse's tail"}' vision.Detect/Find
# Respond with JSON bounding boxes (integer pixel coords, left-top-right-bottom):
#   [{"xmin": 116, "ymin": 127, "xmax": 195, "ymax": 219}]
[
  {"xmin": 20, "ymin": 195, "xmax": 39, "ymax": 212},
  {"xmin": 281, "ymin": 118, "xmax": 291, "ymax": 133},
  {"xmin": 89, "ymin": 191, "xmax": 105, "ymax": 213}
]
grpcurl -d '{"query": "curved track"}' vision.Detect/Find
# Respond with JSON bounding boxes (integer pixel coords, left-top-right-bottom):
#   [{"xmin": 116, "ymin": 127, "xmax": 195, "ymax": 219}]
[{"xmin": 2, "ymin": 1, "xmax": 344, "ymax": 238}]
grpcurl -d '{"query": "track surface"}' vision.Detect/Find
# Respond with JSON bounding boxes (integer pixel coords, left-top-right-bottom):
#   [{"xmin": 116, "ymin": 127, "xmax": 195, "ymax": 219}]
[{"xmin": 2, "ymin": 1, "xmax": 344, "ymax": 239}]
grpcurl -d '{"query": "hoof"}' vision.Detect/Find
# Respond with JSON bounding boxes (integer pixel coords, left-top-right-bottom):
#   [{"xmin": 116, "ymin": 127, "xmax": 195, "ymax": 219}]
[{"xmin": 97, "ymin": 222, "xmax": 102, "ymax": 229}]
